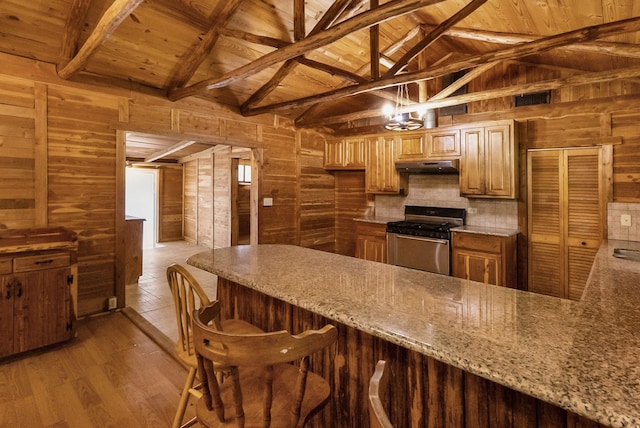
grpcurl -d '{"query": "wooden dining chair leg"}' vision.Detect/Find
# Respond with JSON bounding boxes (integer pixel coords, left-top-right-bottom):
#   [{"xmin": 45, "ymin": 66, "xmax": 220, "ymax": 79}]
[{"xmin": 172, "ymin": 366, "xmax": 197, "ymax": 428}]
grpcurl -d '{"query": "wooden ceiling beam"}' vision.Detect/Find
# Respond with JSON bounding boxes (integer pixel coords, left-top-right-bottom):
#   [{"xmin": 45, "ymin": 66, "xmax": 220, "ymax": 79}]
[
  {"xmin": 370, "ymin": 0, "xmax": 380, "ymax": 80},
  {"xmin": 246, "ymin": 16, "xmax": 640, "ymax": 116},
  {"xmin": 57, "ymin": 0, "xmax": 144, "ymax": 79},
  {"xmin": 165, "ymin": 0, "xmax": 244, "ymax": 89},
  {"xmin": 294, "ymin": 0, "xmax": 306, "ymax": 41},
  {"xmin": 295, "ymin": 57, "xmax": 367, "ymax": 83},
  {"xmin": 144, "ymin": 140, "xmax": 199, "ymax": 163},
  {"xmin": 427, "ymin": 24, "xmax": 640, "ymax": 59},
  {"xmin": 169, "ymin": 0, "xmax": 446, "ymax": 101},
  {"xmin": 60, "ymin": 0, "xmax": 92, "ymax": 64},
  {"xmin": 240, "ymin": 0, "xmax": 357, "ymax": 110},
  {"xmin": 383, "ymin": 0, "xmax": 488, "ymax": 78},
  {"xmin": 300, "ymin": 64, "xmax": 640, "ymax": 128}
]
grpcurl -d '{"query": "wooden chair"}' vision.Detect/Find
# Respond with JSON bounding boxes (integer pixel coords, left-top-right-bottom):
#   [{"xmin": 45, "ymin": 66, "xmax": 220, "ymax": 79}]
[
  {"xmin": 166, "ymin": 263, "xmax": 263, "ymax": 428},
  {"xmin": 369, "ymin": 360, "xmax": 393, "ymax": 428},
  {"xmin": 192, "ymin": 301, "xmax": 338, "ymax": 427}
]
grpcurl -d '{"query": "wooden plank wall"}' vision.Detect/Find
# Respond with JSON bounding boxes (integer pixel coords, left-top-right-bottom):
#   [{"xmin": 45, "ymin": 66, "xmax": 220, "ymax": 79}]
[
  {"xmin": 183, "ymin": 160, "xmax": 198, "ymax": 243},
  {"xmin": 259, "ymin": 125, "xmax": 299, "ymax": 244},
  {"xmin": 213, "ymin": 147, "xmax": 231, "ymax": 248},
  {"xmin": 197, "ymin": 155, "xmax": 214, "ymax": 248},
  {"xmin": 298, "ymin": 130, "xmax": 335, "ymax": 252},
  {"xmin": 158, "ymin": 167, "xmax": 183, "ymax": 242},
  {"xmin": 334, "ymin": 171, "xmax": 369, "ymax": 256},
  {"xmin": 47, "ymin": 86, "xmax": 119, "ymax": 316},
  {"xmin": 0, "ymin": 76, "xmax": 37, "ymax": 229}
]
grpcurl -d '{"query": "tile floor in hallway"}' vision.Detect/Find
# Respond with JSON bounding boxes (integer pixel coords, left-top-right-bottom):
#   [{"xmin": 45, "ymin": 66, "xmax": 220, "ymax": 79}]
[{"xmin": 125, "ymin": 240, "xmax": 217, "ymax": 342}]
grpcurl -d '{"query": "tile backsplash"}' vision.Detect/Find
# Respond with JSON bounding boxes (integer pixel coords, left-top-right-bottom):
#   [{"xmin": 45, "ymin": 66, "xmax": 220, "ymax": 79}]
[
  {"xmin": 608, "ymin": 202, "xmax": 640, "ymax": 241},
  {"xmin": 374, "ymin": 174, "xmax": 519, "ymax": 230}
]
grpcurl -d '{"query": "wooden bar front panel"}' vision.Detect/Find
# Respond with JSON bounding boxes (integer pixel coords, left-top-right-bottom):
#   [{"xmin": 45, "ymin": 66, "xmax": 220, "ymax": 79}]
[{"xmin": 216, "ymin": 278, "xmax": 604, "ymax": 428}]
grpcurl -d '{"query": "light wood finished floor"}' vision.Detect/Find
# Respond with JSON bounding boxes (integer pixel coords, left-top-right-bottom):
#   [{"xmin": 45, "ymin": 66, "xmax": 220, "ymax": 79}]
[
  {"xmin": 0, "ymin": 311, "xmax": 195, "ymax": 427},
  {"xmin": 0, "ymin": 241, "xmax": 214, "ymax": 427},
  {"xmin": 126, "ymin": 241, "xmax": 217, "ymax": 342}
]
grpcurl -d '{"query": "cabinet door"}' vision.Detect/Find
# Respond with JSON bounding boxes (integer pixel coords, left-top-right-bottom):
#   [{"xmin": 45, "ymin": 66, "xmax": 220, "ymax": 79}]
[
  {"xmin": 366, "ymin": 136, "xmax": 405, "ymax": 194},
  {"xmin": 485, "ymin": 124, "xmax": 515, "ymax": 198},
  {"xmin": 460, "ymin": 127, "xmax": 485, "ymax": 196},
  {"xmin": 355, "ymin": 222, "xmax": 387, "ymax": 263},
  {"xmin": 396, "ymin": 132, "xmax": 426, "ymax": 161},
  {"xmin": 453, "ymin": 250, "xmax": 500, "ymax": 286},
  {"xmin": 324, "ymin": 140, "xmax": 344, "ymax": 169},
  {"xmin": 427, "ymin": 128, "xmax": 460, "ymax": 159},
  {"xmin": 0, "ymin": 275, "xmax": 14, "ymax": 357},
  {"xmin": 13, "ymin": 267, "xmax": 72, "ymax": 354},
  {"xmin": 344, "ymin": 138, "xmax": 366, "ymax": 168}
]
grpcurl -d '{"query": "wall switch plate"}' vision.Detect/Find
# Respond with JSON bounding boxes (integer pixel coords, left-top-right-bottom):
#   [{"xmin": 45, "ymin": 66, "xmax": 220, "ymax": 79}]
[
  {"xmin": 621, "ymin": 214, "xmax": 632, "ymax": 227},
  {"xmin": 108, "ymin": 296, "xmax": 117, "ymax": 310},
  {"xmin": 263, "ymin": 197, "xmax": 273, "ymax": 207}
]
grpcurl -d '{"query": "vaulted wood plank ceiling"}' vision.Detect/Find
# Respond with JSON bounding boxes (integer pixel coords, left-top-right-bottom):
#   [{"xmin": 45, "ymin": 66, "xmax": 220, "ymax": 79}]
[{"xmin": 1, "ymin": 0, "xmax": 640, "ymax": 162}]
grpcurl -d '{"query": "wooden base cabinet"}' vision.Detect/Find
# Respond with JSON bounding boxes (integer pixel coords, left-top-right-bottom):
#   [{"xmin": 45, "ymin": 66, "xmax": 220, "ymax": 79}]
[
  {"xmin": 452, "ymin": 231, "xmax": 517, "ymax": 287},
  {"xmin": 0, "ymin": 228, "xmax": 78, "ymax": 358},
  {"xmin": 354, "ymin": 221, "xmax": 387, "ymax": 263}
]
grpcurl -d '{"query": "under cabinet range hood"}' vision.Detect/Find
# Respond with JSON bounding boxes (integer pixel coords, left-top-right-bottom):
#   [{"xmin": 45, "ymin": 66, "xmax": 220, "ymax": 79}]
[{"xmin": 395, "ymin": 159, "xmax": 460, "ymax": 174}]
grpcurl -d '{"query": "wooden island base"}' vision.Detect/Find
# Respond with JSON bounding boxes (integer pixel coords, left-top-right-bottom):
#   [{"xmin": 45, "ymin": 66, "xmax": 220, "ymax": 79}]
[{"xmin": 216, "ymin": 277, "xmax": 602, "ymax": 428}]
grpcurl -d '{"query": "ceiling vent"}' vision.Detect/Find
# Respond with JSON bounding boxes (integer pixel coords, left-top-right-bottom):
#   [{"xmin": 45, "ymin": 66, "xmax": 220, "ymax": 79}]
[{"xmin": 514, "ymin": 91, "xmax": 550, "ymax": 107}]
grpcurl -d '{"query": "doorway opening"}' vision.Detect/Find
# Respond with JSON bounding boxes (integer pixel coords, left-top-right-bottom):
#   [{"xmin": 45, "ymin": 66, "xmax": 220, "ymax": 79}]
[{"xmin": 125, "ymin": 167, "xmax": 157, "ymax": 249}]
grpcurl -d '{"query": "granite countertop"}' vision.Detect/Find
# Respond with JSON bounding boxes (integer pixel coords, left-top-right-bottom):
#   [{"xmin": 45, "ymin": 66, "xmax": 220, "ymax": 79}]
[
  {"xmin": 451, "ymin": 225, "xmax": 519, "ymax": 237},
  {"xmin": 187, "ymin": 241, "xmax": 640, "ymax": 427},
  {"xmin": 353, "ymin": 215, "xmax": 402, "ymax": 224}
]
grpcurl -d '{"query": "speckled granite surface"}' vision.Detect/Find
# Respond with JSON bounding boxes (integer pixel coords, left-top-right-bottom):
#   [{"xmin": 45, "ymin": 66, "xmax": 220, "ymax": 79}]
[
  {"xmin": 353, "ymin": 216, "xmax": 402, "ymax": 224},
  {"xmin": 451, "ymin": 225, "xmax": 519, "ymax": 237},
  {"xmin": 187, "ymin": 241, "xmax": 640, "ymax": 427}
]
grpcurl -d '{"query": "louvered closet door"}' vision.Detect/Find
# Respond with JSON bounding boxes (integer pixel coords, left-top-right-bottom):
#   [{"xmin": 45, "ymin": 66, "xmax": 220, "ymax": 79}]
[
  {"xmin": 528, "ymin": 148, "xmax": 603, "ymax": 300},
  {"xmin": 565, "ymin": 149, "xmax": 602, "ymax": 300},
  {"xmin": 528, "ymin": 151, "xmax": 564, "ymax": 297}
]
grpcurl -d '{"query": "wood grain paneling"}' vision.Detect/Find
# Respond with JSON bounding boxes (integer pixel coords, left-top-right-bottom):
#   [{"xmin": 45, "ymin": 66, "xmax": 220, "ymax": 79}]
[
  {"xmin": 158, "ymin": 167, "xmax": 183, "ymax": 241},
  {"xmin": 298, "ymin": 130, "xmax": 335, "ymax": 252},
  {"xmin": 217, "ymin": 278, "xmax": 606, "ymax": 428},
  {"xmin": 197, "ymin": 155, "xmax": 213, "ymax": 248},
  {"xmin": 213, "ymin": 147, "xmax": 231, "ymax": 248},
  {"xmin": 0, "ymin": 76, "xmax": 36, "ymax": 229},
  {"xmin": 183, "ymin": 160, "xmax": 197, "ymax": 243},
  {"xmin": 334, "ymin": 171, "xmax": 369, "ymax": 256},
  {"xmin": 47, "ymin": 86, "xmax": 119, "ymax": 316}
]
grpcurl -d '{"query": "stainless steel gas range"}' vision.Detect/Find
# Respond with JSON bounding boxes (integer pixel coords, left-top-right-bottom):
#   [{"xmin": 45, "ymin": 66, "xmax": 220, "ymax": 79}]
[{"xmin": 386, "ymin": 205, "xmax": 466, "ymax": 275}]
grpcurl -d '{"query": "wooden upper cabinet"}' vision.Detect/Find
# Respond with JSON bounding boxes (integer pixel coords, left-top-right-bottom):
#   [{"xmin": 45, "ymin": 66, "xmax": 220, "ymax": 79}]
[
  {"xmin": 395, "ymin": 128, "xmax": 461, "ymax": 162},
  {"xmin": 324, "ymin": 138, "xmax": 366, "ymax": 170},
  {"xmin": 396, "ymin": 132, "xmax": 426, "ymax": 161},
  {"xmin": 427, "ymin": 128, "xmax": 461, "ymax": 159},
  {"xmin": 460, "ymin": 120, "xmax": 516, "ymax": 199},
  {"xmin": 365, "ymin": 136, "xmax": 407, "ymax": 194}
]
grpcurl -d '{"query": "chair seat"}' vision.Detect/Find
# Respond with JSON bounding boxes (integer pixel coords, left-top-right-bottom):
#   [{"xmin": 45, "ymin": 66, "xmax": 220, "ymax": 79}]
[{"xmin": 196, "ymin": 363, "xmax": 330, "ymax": 428}]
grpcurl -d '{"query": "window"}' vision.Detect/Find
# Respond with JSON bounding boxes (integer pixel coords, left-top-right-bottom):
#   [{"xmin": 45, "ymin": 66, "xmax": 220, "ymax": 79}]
[{"xmin": 238, "ymin": 164, "xmax": 251, "ymax": 184}]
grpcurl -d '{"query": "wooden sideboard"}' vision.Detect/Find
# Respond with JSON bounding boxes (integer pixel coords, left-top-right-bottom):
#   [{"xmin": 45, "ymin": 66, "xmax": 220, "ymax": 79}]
[{"xmin": 0, "ymin": 227, "xmax": 78, "ymax": 358}]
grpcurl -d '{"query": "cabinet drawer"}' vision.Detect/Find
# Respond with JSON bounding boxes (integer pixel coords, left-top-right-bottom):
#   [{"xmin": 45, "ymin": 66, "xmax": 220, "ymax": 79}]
[
  {"xmin": 0, "ymin": 257, "xmax": 12, "ymax": 274},
  {"xmin": 452, "ymin": 233, "xmax": 502, "ymax": 253},
  {"xmin": 13, "ymin": 252, "xmax": 71, "ymax": 273}
]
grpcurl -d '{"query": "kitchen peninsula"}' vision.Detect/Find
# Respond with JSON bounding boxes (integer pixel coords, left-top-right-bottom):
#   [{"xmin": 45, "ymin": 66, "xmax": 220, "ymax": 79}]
[{"xmin": 187, "ymin": 242, "xmax": 640, "ymax": 427}]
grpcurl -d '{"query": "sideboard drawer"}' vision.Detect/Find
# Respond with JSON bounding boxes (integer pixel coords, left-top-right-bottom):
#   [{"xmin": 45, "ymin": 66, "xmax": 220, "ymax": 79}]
[{"xmin": 13, "ymin": 252, "xmax": 71, "ymax": 273}]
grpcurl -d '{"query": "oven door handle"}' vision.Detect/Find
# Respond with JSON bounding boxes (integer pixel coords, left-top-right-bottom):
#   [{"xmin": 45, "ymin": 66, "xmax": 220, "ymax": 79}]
[{"xmin": 391, "ymin": 234, "xmax": 450, "ymax": 245}]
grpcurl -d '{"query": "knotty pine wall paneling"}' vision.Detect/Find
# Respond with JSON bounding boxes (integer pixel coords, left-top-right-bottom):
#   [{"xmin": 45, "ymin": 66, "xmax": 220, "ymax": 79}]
[
  {"xmin": 334, "ymin": 171, "xmax": 369, "ymax": 256},
  {"xmin": 47, "ymin": 86, "xmax": 120, "ymax": 316},
  {"xmin": 0, "ymin": 76, "xmax": 37, "ymax": 229},
  {"xmin": 197, "ymin": 155, "xmax": 214, "ymax": 248},
  {"xmin": 158, "ymin": 166, "xmax": 183, "ymax": 241},
  {"xmin": 259, "ymin": 125, "xmax": 299, "ymax": 244},
  {"xmin": 298, "ymin": 130, "xmax": 335, "ymax": 252},
  {"xmin": 213, "ymin": 146, "xmax": 232, "ymax": 248},
  {"xmin": 183, "ymin": 160, "xmax": 198, "ymax": 243}
]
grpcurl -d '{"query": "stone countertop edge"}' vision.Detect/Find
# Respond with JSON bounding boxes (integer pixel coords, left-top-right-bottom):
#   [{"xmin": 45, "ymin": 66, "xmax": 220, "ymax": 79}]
[
  {"xmin": 451, "ymin": 225, "xmax": 519, "ymax": 237},
  {"xmin": 353, "ymin": 216, "xmax": 402, "ymax": 224},
  {"xmin": 187, "ymin": 241, "xmax": 640, "ymax": 428}
]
